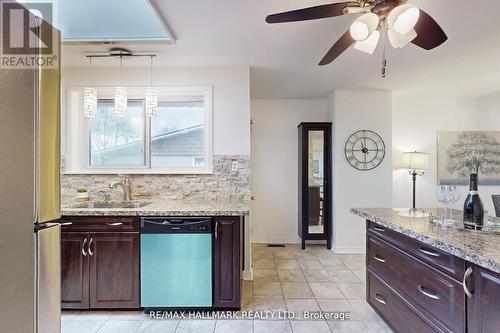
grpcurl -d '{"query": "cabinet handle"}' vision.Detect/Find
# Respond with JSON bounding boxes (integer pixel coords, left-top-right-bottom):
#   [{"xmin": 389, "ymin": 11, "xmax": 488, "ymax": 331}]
[
  {"xmin": 82, "ymin": 238, "xmax": 87, "ymax": 257},
  {"xmin": 373, "ymin": 254, "xmax": 386, "ymax": 263},
  {"xmin": 215, "ymin": 221, "xmax": 218, "ymax": 239},
  {"xmin": 106, "ymin": 222, "xmax": 123, "ymax": 226},
  {"xmin": 374, "ymin": 294, "xmax": 387, "ymax": 305},
  {"xmin": 88, "ymin": 238, "xmax": 94, "ymax": 256},
  {"xmin": 373, "ymin": 226, "xmax": 385, "ymax": 232},
  {"xmin": 463, "ymin": 267, "xmax": 473, "ymax": 298},
  {"xmin": 419, "ymin": 247, "xmax": 440, "ymax": 257},
  {"xmin": 61, "ymin": 222, "xmax": 73, "ymax": 226},
  {"xmin": 418, "ymin": 285, "xmax": 440, "ymax": 300}
]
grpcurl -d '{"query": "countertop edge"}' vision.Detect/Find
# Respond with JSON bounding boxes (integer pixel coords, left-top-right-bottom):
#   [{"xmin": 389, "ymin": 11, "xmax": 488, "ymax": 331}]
[
  {"xmin": 351, "ymin": 208, "xmax": 500, "ymax": 274},
  {"xmin": 61, "ymin": 209, "xmax": 250, "ymax": 217}
]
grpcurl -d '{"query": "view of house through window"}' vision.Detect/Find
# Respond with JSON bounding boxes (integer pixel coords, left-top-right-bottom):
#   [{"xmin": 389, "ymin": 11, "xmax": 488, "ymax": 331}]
[{"xmin": 88, "ymin": 94, "xmax": 209, "ymax": 171}]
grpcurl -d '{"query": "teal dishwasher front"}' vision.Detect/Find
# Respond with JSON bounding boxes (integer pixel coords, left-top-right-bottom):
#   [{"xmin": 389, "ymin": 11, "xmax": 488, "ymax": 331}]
[{"xmin": 140, "ymin": 217, "xmax": 212, "ymax": 308}]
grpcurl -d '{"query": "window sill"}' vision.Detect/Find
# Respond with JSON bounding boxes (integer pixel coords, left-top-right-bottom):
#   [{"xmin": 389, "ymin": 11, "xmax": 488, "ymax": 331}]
[{"xmin": 63, "ymin": 169, "xmax": 214, "ymax": 175}]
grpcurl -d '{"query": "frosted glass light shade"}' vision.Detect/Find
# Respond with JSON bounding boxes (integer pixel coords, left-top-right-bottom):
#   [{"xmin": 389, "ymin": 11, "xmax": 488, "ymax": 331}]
[
  {"xmin": 388, "ymin": 4, "xmax": 420, "ymax": 34},
  {"xmin": 388, "ymin": 28, "xmax": 417, "ymax": 48},
  {"xmin": 400, "ymin": 151, "xmax": 429, "ymax": 171},
  {"xmin": 354, "ymin": 30, "xmax": 380, "ymax": 54},
  {"xmin": 83, "ymin": 87, "xmax": 97, "ymax": 118},
  {"xmin": 145, "ymin": 87, "xmax": 158, "ymax": 117},
  {"xmin": 350, "ymin": 13, "xmax": 379, "ymax": 41},
  {"xmin": 114, "ymin": 87, "xmax": 128, "ymax": 117}
]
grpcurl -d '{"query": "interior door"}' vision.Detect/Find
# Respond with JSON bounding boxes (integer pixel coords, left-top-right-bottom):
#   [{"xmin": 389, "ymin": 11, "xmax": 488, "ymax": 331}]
[
  {"xmin": 61, "ymin": 232, "xmax": 89, "ymax": 309},
  {"xmin": 89, "ymin": 233, "xmax": 140, "ymax": 309}
]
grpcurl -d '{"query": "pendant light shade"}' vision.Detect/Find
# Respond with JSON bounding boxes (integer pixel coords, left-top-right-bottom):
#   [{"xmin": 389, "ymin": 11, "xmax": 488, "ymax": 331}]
[
  {"xmin": 350, "ymin": 13, "xmax": 379, "ymax": 41},
  {"xmin": 388, "ymin": 4, "xmax": 420, "ymax": 35},
  {"xmin": 145, "ymin": 56, "xmax": 157, "ymax": 117},
  {"xmin": 115, "ymin": 86, "xmax": 128, "ymax": 117},
  {"xmin": 83, "ymin": 87, "xmax": 97, "ymax": 118},
  {"xmin": 354, "ymin": 30, "xmax": 380, "ymax": 54},
  {"xmin": 115, "ymin": 55, "xmax": 127, "ymax": 116},
  {"xmin": 145, "ymin": 87, "xmax": 158, "ymax": 117}
]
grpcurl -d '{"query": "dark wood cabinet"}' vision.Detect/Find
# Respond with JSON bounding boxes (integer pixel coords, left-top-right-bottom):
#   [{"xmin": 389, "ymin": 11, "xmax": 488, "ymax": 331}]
[
  {"xmin": 213, "ymin": 216, "xmax": 242, "ymax": 309},
  {"xmin": 61, "ymin": 232, "xmax": 89, "ymax": 309},
  {"xmin": 467, "ymin": 264, "xmax": 500, "ymax": 333},
  {"xmin": 367, "ymin": 220, "xmax": 500, "ymax": 333},
  {"xmin": 89, "ymin": 232, "xmax": 139, "ymax": 309},
  {"xmin": 60, "ymin": 217, "xmax": 140, "ymax": 310},
  {"xmin": 298, "ymin": 122, "xmax": 332, "ymax": 250}
]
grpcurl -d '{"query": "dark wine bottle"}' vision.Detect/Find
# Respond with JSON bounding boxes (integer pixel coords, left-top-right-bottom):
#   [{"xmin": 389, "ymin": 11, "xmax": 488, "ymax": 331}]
[{"xmin": 463, "ymin": 173, "xmax": 484, "ymax": 229}]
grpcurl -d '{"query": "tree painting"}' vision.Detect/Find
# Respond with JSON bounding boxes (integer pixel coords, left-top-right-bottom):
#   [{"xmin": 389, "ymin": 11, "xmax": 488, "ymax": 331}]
[{"xmin": 446, "ymin": 131, "xmax": 500, "ymax": 177}]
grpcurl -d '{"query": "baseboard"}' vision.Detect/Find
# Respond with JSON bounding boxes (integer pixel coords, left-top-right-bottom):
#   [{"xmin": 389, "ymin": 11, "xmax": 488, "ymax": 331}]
[{"xmin": 242, "ymin": 268, "xmax": 253, "ymax": 281}]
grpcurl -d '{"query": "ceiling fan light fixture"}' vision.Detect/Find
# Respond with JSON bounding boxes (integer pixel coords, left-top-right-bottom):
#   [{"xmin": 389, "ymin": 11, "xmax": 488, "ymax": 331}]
[
  {"xmin": 350, "ymin": 13, "xmax": 379, "ymax": 41},
  {"xmin": 354, "ymin": 30, "xmax": 380, "ymax": 54},
  {"xmin": 388, "ymin": 4, "xmax": 420, "ymax": 35},
  {"xmin": 388, "ymin": 28, "xmax": 417, "ymax": 48}
]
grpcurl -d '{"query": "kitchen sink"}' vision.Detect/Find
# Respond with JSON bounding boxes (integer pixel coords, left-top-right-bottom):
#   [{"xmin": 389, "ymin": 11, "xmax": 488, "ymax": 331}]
[{"xmin": 69, "ymin": 201, "xmax": 153, "ymax": 209}]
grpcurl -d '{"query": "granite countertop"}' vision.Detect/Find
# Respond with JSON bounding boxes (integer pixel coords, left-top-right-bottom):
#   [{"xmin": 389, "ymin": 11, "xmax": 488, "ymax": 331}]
[
  {"xmin": 351, "ymin": 208, "xmax": 500, "ymax": 274},
  {"xmin": 61, "ymin": 200, "xmax": 250, "ymax": 217}
]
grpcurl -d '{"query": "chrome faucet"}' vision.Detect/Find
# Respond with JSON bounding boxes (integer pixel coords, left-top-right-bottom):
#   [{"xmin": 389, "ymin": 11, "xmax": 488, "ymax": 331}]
[{"xmin": 109, "ymin": 176, "xmax": 132, "ymax": 202}]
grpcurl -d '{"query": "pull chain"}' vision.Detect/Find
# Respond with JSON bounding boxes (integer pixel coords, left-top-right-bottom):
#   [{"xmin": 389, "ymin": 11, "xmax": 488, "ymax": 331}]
[{"xmin": 381, "ymin": 20, "xmax": 387, "ymax": 79}]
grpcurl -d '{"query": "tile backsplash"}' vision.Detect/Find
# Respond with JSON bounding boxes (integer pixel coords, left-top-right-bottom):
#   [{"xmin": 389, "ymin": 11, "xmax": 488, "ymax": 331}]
[{"xmin": 61, "ymin": 155, "xmax": 250, "ymax": 205}]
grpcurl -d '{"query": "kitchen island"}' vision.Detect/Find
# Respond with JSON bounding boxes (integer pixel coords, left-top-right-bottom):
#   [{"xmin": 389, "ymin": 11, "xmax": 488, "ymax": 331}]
[
  {"xmin": 60, "ymin": 200, "xmax": 249, "ymax": 311},
  {"xmin": 352, "ymin": 208, "xmax": 500, "ymax": 333}
]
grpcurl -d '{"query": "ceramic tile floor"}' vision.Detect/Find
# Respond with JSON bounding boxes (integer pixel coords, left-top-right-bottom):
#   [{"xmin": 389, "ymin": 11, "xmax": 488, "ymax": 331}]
[{"xmin": 61, "ymin": 244, "xmax": 393, "ymax": 333}]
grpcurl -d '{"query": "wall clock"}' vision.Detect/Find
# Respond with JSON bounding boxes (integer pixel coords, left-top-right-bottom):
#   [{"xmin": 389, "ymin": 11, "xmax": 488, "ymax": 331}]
[{"xmin": 345, "ymin": 130, "xmax": 386, "ymax": 171}]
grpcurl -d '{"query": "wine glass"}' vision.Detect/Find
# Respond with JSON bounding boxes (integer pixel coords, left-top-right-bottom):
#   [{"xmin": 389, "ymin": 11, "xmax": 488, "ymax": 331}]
[
  {"xmin": 444, "ymin": 186, "xmax": 460, "ymax": 224},
  {"xmin": 436, "ymin": 185, "xmax": 449, "ymax": 220}
]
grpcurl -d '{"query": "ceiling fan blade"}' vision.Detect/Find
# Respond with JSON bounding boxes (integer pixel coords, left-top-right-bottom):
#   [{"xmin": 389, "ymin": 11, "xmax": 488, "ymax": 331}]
[
  {"xmin": 411, "ymin": 10, "xmax": 447, "ymax": 50},
  {"xmin": 319, "ymin": 30, "xmax": 354, "ymax": 65},
  {"xmin": 266, "ymin": 2, "xmax": 360, "ymax": 24}
]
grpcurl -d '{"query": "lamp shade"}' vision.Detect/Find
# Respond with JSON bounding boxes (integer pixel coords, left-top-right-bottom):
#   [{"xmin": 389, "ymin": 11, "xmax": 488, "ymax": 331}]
[
  {"xmin": 354, "ymin": 30, "xmax": 380, "ymax": 54},
  {"xmin": 350, "ymin": 13, "xmax": 379, "ymax": 41},
  {"xmin": 387, "ymin": 4, "xmax": 420, "ymax": 35},
  {"xmin": 400, "ymin": 151, "xmax": 429, "ymax": 171}
]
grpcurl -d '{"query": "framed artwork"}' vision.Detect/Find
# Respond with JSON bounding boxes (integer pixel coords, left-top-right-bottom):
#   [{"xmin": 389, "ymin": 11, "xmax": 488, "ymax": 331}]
[{"xmin": 437, "ymin": 131, "xmax": 500, "ymax": 185}]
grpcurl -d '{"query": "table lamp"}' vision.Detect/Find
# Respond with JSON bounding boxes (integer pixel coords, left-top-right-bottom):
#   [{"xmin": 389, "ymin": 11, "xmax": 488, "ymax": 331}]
[{"xmin": 400, "ymin": 151, "xmax": 429, "ymax": 209}]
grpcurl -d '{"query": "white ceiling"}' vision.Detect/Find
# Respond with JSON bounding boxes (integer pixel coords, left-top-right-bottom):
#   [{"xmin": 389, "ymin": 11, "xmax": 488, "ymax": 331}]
[{"xmin": 62, "ymin": 0, "xmax": 500, "ymax": 99}]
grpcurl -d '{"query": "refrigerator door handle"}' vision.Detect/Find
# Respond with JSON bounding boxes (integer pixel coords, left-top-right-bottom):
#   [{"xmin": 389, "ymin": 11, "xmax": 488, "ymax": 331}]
[{"xmin": 82, "ymin": 238, "xmax": 88, "ymax": 257}]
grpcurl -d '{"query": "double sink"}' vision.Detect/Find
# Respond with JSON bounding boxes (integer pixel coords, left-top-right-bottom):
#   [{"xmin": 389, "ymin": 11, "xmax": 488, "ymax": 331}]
[{"xmin": 70, "ymin": 201, "xmax": 153, "ymax": 209}]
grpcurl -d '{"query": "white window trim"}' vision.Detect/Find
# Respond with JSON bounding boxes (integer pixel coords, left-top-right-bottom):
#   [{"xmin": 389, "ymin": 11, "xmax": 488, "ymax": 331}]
[{"xmin": 63, "ymin": 86, "xmax": 213, "ymax": 175}]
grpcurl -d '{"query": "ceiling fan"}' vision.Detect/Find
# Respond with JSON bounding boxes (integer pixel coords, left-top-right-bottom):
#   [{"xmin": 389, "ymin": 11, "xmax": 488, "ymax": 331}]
[{"xmin": 265, "ymin": 0, "xmax": 447, "ymax": 66}]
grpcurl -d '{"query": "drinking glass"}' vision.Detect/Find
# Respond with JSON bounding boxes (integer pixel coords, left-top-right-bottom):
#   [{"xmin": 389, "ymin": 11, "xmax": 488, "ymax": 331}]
[
  {"xmin": 444, "ymin": 186, "xmax": 460, "ymax": 223},
  {"xmin": 436, "ymin": 185, "xmax": 449, "ymax": 220}
]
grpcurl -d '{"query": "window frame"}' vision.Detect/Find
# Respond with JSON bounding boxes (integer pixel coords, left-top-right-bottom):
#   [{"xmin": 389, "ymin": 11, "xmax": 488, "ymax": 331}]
[{"xmin": 64, "ymin": 86, "xmax": 213, "ymax": 175}]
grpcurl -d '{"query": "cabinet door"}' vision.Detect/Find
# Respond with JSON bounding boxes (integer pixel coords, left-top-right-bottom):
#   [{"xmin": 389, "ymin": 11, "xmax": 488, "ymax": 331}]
[
  {"xmin": 213, "ymin": 217, "xmax": 241, "ymax": 309},
  {"xmin": 61, "ymin": 233, "xmax": 89, "ymax": 309},
  {"xmin": 89, "ymin": 232, "xmax": 140, "ymax": 309},
  {"xmin": 467, "ymin": 264, "xmax": 500, "ymax": 333}
]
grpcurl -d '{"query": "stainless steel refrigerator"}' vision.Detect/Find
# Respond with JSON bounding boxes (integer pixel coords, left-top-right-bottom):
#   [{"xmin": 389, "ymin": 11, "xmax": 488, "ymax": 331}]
[{"xmin": 0, "ymin": 4, "xmax": 61, "ymax": 332}]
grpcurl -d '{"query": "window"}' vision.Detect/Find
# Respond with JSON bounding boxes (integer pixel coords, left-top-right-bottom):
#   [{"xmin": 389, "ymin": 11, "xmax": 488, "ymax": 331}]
[{"xmin": 65, "ymin": 87, "xmax": 213, "ymax": 174}]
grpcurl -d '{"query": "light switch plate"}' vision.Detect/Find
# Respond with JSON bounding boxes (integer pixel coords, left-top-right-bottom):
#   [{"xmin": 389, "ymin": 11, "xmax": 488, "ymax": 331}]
[{"xmin": 231, "ymin": 160, "xmax": 238, "ymax": 171}]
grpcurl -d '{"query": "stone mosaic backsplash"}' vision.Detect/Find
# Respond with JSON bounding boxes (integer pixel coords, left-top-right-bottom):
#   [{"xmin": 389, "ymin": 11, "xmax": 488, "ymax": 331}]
[{"xmin": 61, "ymin": 155, "xmax": 250, "ymax": 205}]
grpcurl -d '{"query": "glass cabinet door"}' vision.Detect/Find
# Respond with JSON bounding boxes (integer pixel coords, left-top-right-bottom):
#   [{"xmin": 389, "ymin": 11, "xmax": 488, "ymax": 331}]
[{"xmin": 307, "ymin": 130, "xmax": 325, "ymax": 235}]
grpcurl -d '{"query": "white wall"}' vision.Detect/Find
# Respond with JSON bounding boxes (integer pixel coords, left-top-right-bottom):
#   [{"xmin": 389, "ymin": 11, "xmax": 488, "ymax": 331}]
[
  {"xmin": 251, "ymin": 99, "xmax": 331, "ymax": 243},
  {"xmin": 62, "ymin": 66, "xmax": 250, "ymax": 156},
  {"xmin": 332, "ymin": 91, "xmax": 393, "ymax": 252},
  {"xmin": 393, "ymin": 97, "xmax": 500, "ymax": 215}
]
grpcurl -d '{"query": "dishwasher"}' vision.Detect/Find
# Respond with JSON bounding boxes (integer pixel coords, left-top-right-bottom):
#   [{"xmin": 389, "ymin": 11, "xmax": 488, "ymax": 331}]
[{"xmin": 140, "ymin": 217, "xmax": 212, "ymax": 309}]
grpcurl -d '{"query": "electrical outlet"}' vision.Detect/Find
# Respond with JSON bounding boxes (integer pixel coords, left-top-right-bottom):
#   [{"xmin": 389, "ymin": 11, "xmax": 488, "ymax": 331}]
[{"xmin": 231, "ymin": 160, "xmax": 238, "ymax": 171}]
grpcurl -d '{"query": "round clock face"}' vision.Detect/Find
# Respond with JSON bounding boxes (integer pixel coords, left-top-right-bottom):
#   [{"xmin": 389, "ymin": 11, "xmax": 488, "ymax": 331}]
[{"xmin": 345, "ymin": 130, "xmax": 386, "ymax": 171}]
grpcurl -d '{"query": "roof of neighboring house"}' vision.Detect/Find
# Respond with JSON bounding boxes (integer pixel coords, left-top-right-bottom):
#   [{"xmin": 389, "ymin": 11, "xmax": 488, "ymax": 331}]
[{"xmin": 93, "ymin": 124, "xmax": 204, "ymax": 158}]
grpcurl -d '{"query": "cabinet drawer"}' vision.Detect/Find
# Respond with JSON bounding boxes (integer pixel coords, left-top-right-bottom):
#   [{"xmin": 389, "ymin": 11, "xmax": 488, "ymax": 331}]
[
  {"xmin": 368, "ymin": 272, "xmax": 440, "ymax": 333},
  {"xmin": 368, "ymin": 235, "xmax": 465, "ymax": 333},
  {"xmin": 60, "ymin": 216, "xmax": 139, "ymax": 232},
  {"xmin": 367, "ymin": 221, "xmax": 464, "ymax": 280}
]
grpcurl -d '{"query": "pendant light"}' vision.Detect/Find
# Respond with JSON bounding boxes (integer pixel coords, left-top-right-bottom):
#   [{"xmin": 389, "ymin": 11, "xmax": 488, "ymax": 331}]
[
  {"xmin": 145, "ymin": 55, "xmax": 157, "ymax": 118},
  {"xmin": 83, "ymin": 58, "xmax": 97, "ymax": 118},
  {"xmin": 115, "ymin": 55, "xmax": 127, "ymax": 117}
]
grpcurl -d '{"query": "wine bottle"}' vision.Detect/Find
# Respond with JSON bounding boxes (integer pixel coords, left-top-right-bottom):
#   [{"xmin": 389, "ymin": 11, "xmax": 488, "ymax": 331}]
[{"xmin": 463, "ymin": 173, "xmax": 484, "ymax": 229}]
